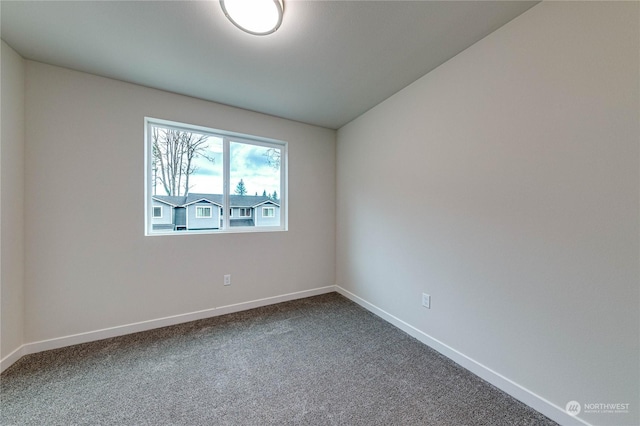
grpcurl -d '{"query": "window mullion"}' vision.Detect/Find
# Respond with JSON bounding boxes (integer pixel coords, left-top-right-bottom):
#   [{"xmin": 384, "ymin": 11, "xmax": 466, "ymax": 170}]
[{"xmin": 223, "ymin": 137, "xmax": 230, "ymax": 230}]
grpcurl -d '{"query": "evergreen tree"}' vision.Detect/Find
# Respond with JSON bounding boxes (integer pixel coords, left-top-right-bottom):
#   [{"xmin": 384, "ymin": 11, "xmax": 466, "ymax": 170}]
[
  {"xmin": 272, "ymin": 190, "xmax": 278, "ymax": 200},
  {"xmin": 235, "ymin": 179, "xmax": 247, "ymax": 196},
  {"xmin": 262, "ymin": 190, "xmax": 267, "ymax": 197}
]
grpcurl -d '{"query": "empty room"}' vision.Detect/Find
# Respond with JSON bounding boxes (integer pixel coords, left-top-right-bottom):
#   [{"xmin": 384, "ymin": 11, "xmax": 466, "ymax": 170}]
[{"xmin": 1, "ymin": 1, "xmax": 638, "ymax": 425}]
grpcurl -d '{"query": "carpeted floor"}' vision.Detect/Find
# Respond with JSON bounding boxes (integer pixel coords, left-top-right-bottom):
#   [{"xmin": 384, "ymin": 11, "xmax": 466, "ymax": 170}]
[{"xmin": 1, "ymin": 293, "xmax": 557, "ymax": 425}]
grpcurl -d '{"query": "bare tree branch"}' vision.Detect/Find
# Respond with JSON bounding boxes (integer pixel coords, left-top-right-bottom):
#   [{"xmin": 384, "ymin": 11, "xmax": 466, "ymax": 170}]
[
  {"xmin": 152, "ymin": 127, "xmax": 215, "ymax": 196},
  {"xmin": 264, "ymin": 148, "xmax": 281, "ymax": 169}
]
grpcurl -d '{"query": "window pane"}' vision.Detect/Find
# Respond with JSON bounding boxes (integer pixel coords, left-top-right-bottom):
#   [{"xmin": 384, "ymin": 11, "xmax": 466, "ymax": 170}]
[
  {"xmin": 150, "ymin": 124, "xmax": 223, "ymax": 232},
  {"xmin": 230, "ymin": 141, "xmax": 281, "ymax": 227},
  {"xmin": 231, "ymin": 142, "xmax": 280, "ymax": 202},
  {"xmin": 195, "ymin": 206, "xmax": 212, "ymax": 218}
]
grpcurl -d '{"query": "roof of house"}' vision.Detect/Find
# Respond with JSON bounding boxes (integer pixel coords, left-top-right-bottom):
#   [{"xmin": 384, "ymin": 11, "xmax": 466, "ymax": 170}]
[
  {"xmin": 229, "ymin": 195, "xmax": 279, "ymax": 208},
  {"xmin": 152, "ymin": 195, "xmax": 188, "ymax": 207},
  {"xmin": 153, "ymin": 193, "xmax": 280, "ymax": 208},
  {"xmin": 185, "ymin": 193, "xmax": 222, "ymax": 207}
]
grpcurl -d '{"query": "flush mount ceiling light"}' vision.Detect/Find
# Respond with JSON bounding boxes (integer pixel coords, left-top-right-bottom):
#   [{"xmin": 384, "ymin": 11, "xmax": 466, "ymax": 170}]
[{"xmin": 220, "ymin": 0, "xmax": 284, "ymax": 36}]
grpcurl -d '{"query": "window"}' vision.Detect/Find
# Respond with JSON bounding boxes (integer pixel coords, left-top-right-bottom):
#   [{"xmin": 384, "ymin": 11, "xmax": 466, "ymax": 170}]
[
  {"xmin": 196, "ymin": 206, "xmax": 212, "ymax": 218},
  {"xmin": 263, "ymin": 207, "xmax": 275, "ymax": 217},
  {"xmin": 145, "ymin": 118, "xmax": 287, "ymax": 235}
]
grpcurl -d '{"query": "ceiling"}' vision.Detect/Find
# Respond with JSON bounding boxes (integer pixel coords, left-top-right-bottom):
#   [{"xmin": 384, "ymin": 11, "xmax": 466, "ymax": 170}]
[{"xmin": 1, "ymin": 1, "xmax": 538, "ymax": 129}]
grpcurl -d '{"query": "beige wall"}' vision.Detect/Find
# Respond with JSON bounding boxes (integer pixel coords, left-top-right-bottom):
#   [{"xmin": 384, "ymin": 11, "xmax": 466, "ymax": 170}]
[
  {"xmin": 337, "ymin": 2, "xmax": 638, "ymax": 425},
  {"xmin": 24, "ymin": 62, "xmax": 335, "ymax": 342},
  {"xmin": 1, "ymin": 41, "xmax": 26, "ymax": 361}
]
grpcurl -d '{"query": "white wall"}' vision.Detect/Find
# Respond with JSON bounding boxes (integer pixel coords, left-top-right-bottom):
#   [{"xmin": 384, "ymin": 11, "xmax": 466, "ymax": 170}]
[
  {"xmin": 1, "ymin": 41, "xmax": 25, "ymax": 361},
  {"xmin": 24, "ymin": 62, "xmax": 335, "ymax": 343},
  {"xmin": 336, "ymin": 2, "xmax": 638, "ymax": 426}
]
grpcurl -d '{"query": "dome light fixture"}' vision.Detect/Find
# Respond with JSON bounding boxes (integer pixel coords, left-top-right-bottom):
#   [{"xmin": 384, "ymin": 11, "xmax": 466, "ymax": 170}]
[{"xmin": 220, "ymin": 0, "xmax": 284, "ymax": 36}]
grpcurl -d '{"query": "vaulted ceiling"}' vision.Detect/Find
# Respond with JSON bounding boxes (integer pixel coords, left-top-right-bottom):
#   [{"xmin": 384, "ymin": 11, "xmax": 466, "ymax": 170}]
[{"xmin": 1, "ymin": 1, "xmax": 538, "ymax": 129}]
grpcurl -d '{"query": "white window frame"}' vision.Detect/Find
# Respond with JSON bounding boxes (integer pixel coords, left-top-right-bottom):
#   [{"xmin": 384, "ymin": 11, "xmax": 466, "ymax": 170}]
[
  {"xmin": 239, "ymin": 208, "xmax": 251, "ymax": 217},
  {"xmin": 152, "ymin": 206, "xmax": 163, "ymax": 218},
  {"xmin": 263, "ymin": 207, "xmax": 275, "ymax": 217},
  {"xmin": 195, "ymin": 205, "xmax": 212, "ymax": 218},
  {"xmin": 145, "ymin": 117, "xmax": 287, "ymax": 235}
]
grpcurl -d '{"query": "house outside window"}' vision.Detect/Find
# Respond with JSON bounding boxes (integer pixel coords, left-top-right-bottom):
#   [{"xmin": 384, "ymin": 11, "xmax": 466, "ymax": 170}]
[{"xmin": 145, "ymin": 118, "xmax": 287, "ymax": 235}]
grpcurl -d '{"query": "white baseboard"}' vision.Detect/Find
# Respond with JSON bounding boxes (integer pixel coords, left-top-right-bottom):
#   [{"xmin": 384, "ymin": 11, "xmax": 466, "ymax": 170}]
[
  {"xmin": 0, "ymin": 284, "xmax": 592, "ymax": 426},
  {"xmin": 0, "ymin": 345, "xmax": 26, "ymax": 374},
  {"xmin": 335, "ymin": 285, "xmax": 591, "ymax": 426},
  {"xmin": 0, "ymin": 285, "xmax": 335, "ymax": 373}
]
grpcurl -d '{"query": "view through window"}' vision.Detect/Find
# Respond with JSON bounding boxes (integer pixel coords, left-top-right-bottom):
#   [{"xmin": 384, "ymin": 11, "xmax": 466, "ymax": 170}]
[{"xmin": 146, "ymin": 118, "xmax": 286, "ymax": 234}]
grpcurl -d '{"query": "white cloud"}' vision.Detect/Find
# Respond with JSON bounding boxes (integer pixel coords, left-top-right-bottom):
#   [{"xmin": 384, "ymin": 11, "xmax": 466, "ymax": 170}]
[{"xmin": 188, "ymin": 140, "xmax": 280, "ymax": 196}]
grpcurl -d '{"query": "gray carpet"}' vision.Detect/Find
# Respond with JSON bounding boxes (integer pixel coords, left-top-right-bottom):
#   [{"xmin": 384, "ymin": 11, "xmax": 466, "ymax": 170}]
[{"xmin": 1, "ymin": 293, "xmax": 557, "ymax": 425}]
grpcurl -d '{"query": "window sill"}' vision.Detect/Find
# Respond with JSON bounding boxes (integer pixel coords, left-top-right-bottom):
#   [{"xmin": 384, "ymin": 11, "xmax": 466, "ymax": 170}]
[{"xmin": 145, "ymin": 227, "xmax": 287, "ymax": 237}]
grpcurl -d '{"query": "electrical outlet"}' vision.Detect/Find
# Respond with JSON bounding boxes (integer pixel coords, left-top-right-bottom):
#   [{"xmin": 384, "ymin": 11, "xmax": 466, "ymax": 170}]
[
  {"xmin": 422, "ymin": 293, "xmax": 431, "ymax": 309},
  {"xmin": 224, "ymin": 274, "xmax": 231, "ymax": 286}
]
